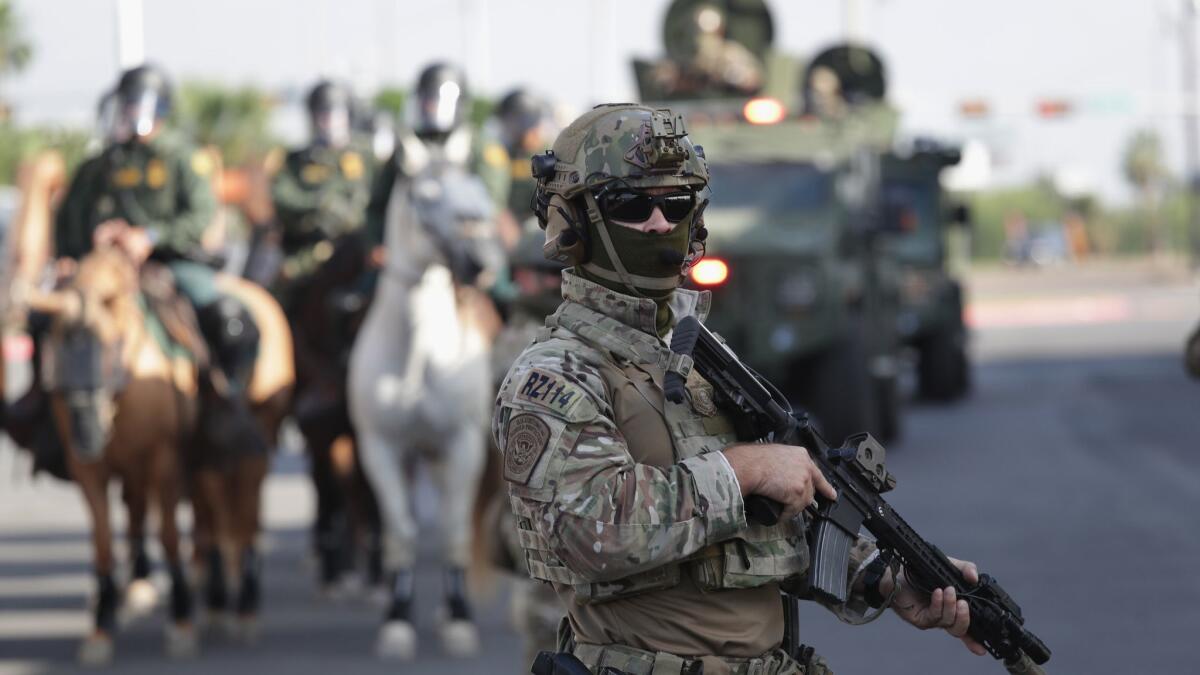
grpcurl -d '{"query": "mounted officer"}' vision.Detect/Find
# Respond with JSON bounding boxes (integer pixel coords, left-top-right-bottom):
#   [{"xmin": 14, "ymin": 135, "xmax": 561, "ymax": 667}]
[
  {"xmin": 365, "ymin": 62, "xmax": 511, "ymax": 249},
  {"xmin": 53, "ymin": 63, "xmax": 263, "ymax": 453},
  {"xmin": 270, "ymin": 78, "xmax": 375, "ymax": 308}
]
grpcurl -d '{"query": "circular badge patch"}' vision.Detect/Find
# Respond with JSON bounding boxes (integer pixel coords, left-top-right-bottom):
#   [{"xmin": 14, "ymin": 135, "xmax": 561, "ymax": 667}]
[{"xmin": 505, "ymin": 414, "xmax": 551, "ymax": 485}]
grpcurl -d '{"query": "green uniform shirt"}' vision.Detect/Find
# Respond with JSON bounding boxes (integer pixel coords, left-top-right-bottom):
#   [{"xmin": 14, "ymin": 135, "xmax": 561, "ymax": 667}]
[
  {"xmin": 270, "ymin": 143, "xmax": 374, "ymax": 280},
  {"xmin": 54, "ymin": 131, "xmax": 217, "ymax": 261}
]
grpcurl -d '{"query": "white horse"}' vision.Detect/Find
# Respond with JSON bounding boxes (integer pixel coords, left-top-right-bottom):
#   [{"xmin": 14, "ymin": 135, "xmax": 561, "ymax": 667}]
[{"xmin": 348, "ymin": 159, "xmax": 503, "ymax": 660}]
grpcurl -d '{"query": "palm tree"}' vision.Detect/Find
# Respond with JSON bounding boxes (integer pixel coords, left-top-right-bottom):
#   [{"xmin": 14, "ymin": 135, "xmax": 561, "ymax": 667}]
[{"xmin": 1122, "ymin": 129, "xmax": 1168, "ymax": 255}]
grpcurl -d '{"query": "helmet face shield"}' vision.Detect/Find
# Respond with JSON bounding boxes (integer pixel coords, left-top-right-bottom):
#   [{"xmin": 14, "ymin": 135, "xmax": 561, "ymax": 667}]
[
  {"xmin": 311, "ymin": 105, "xmax": 351, "ymax": 148},
  {"xmin": 416, "ymin": 80, "xmax": 464, "ymax": 135},
  {"xmin": 118, "ymin": 89, "xmax": 161, "ymax": 139},
  {"xmin": 96, "ymin": 92, "xmax": 123, "ymax": 144}
]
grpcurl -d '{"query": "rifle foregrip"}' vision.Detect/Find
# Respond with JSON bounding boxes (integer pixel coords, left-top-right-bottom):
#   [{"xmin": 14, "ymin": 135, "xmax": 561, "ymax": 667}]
[{"xmin": 664, "ymin": 316, "xmax": 702, "ymax": 404}]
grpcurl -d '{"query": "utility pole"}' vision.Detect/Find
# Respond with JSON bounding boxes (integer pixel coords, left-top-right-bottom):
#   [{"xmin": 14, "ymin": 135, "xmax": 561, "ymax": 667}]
[
  {"xmin": 1182, "ymin": 0, "xmax": 1200, "ymax": 267},
  {"xmin": 113, "ymin": 0, "xmax": 144, "ymax": 70}
]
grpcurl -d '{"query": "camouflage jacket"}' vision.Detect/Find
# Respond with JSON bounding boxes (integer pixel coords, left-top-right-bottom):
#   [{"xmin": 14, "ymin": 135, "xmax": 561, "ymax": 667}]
[{"xmin": 493, "ymin": 270, "xmax": 878, "ymax": 655}]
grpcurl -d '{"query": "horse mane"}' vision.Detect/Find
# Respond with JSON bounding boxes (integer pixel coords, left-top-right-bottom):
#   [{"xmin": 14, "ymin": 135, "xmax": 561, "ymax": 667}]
[{"xmin": 70, "ymin": 248, "xmax": 142, "ymax": 345}]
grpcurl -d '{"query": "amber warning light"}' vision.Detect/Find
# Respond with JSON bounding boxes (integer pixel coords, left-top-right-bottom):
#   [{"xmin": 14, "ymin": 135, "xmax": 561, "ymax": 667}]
[
  {"xmin": 743, "ymin": 98, "xmax": 785, "ymax": 125},
  {"xmin": 691, "ymin": 258, "xmax": 729, "ymax": 286}
]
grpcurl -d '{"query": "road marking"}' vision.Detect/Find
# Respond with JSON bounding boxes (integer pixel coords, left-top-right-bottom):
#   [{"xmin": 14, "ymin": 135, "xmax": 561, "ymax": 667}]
[{"xmin": 967, "ymin": 295, "xmax": 1132, "ymax": 328}]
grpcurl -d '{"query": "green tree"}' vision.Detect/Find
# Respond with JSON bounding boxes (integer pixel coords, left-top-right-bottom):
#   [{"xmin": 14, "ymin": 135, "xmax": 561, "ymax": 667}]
[
  {"xmin": 1121, "ymin": 129, "xmax": 1169, "ymax": 254},
  {"xmin": 0, "ymin": 0, "xmax": 33, "ymax": 119},
  {"xmin": 174, "ymin": 82, "xmax": 274, "ymax": 166}
]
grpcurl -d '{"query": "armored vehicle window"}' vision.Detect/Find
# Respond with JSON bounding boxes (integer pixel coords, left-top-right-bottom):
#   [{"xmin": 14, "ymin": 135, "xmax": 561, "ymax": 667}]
[
  {"xmin": 707, "ymin": 162, "xmax": 833, "ymax": 213},
  {"xmin": 884, "ymin": 178, "xmax": 942, "ymax": 264}
]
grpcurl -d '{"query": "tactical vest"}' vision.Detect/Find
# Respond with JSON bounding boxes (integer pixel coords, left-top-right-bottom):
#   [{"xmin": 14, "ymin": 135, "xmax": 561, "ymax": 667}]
[{"xmin": 506, "ymin": 300, "xmax": 809, "ymax": 604}]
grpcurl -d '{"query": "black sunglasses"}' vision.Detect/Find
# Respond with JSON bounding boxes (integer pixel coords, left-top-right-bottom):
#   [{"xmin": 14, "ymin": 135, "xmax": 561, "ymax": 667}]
[{"xmin": 600, "ymin": 189, "xmax": 696, "ymax": 223}]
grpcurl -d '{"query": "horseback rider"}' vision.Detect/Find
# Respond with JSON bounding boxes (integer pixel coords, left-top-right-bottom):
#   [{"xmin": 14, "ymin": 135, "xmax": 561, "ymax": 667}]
[
  {"xmin": 269, "ymin": 78, "xmax": 382, "ymax": 590},
  {"xmin": 271, "ymin": 78, "xmax": 376, "ymax": 309},
  {"xmin": 365, "ymin": 62, "xmax": 512, "ymax": 253},
  {"xmin": 52, "ymin": 63, "xmax": 264, "ymax": 453}
]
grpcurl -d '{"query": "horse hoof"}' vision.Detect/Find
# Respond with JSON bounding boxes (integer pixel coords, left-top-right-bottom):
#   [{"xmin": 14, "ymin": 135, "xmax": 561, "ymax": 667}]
[
  {"xmin": 165, "ymin": 623, "xmax": 199, "ymax": 660},
  {"xmin": 375, "ymin": 620, "xmax": 417, "ymax": 660},
  {"xmin": 367, "ymin": 585, "xmax": 390, "ymax": 608},
  {"xmin": 338, "ymin": 573, "xmax": 364, "ymax": 599},
  {"xmin": 320, "ymin": 583, "xmax": 347, "ymax": 603},
  {"xmin": 237, "ymin": 616, "xmax": 260, "ymax": 645},
  {"xmin": 77, "ymin": 633, "xmax": 114, "ymax": 667},
  {"xmin": 125, "ymin": 578, "xmax": 159, "ymax": 616},
  {"xmin": 438, "ymin": 619, "xmax": 480, "ymax": 658},
  {"xmin": 204, "ymin": 611, "xmax": 234, "ymax": 639}
]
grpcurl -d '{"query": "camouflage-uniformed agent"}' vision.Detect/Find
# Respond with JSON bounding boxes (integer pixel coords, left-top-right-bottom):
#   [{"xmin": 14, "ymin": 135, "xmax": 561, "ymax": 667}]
[
  {"xmin": 493, "ymin": 105, "xmax": 986, "ymax": 675},
  {"xmin": 365, "ymin": 62, "xmax": 511, "ymax": 247},
  {"xmin": 270, "ymin": 79, "xmax": 374, "ymax": 306},
  {"xmin": 485, "ymin": 228, "xmax": 567, "ymax": 669}
]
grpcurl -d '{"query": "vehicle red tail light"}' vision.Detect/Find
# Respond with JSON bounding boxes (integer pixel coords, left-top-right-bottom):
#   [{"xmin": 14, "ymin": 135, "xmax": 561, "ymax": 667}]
[{"xmin": 691, "ymin": 258, "xmax": 729, "ymax": 286}]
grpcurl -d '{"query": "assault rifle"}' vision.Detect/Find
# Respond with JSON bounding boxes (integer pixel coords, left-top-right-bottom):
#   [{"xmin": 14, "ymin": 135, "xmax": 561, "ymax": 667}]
[{"xmin": 664, "ymin": 316, "xmax": 1051, "ymax": 674}]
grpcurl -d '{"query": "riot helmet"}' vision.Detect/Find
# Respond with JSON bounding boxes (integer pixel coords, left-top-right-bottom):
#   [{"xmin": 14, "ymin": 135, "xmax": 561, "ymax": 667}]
[
  {"xmin": 494, "ymin": 88, "xmax": 547, "ymax": 157},
  {"xmin": 531, "ymin": 104, "xmax": 710, "ymax": 301},
  {"xmin": 412, "ymin": 62, "xmax": 468, "ymax": 138},
  {"xmin": 115, "ymin": 64, "xmax": 173, "ymax": 140},
  {"xmin": 95, "ymin": 89, "xmax": 122, "ymax": 144},
  {"xmin": 306, "ymin": 79, "xmax": 353, "ymax": 148}
]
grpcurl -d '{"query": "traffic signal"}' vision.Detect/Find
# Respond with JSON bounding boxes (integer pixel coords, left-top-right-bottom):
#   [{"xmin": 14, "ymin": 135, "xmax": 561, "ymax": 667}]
[{"xmin": 1036, "ymin": 99, "xmax": 1073, "ymax": 119}]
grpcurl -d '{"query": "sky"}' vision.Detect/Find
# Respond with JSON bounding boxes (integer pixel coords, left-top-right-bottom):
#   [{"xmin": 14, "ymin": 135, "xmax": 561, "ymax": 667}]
[{"xmin": 4, "ymin": 0, "xmax": 1198, "ymax": 204}]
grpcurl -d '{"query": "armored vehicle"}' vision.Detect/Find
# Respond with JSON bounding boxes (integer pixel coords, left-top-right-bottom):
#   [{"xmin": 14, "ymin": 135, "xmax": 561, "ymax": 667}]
[
  {"xmin": 882, "ymin": 141, "xmax": 971, "ymax": 400},
  {"xmin": 634, "ymin": 0, "xmax": 905, "ymax": 442}
]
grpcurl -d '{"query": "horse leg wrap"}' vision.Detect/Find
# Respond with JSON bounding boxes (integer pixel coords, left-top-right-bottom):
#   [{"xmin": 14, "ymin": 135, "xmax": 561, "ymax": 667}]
[
  {"xmin": 236, "ymin": 549, "xmax": 261, "ymax": 616},
  {"xmin": 95, "ymin": 572, "xmax": 119, "ymax": 634},
  {"xmin": 385, "ymin": 569, "xmax": 415, "ymax": 622},
  {"xmin": 131, "ymin": 543, "xmax": 152, "ymax": 580},
  {"xmin": 205, "ymin": 548, "xmax": 228, "ymax": 612},
  {"xmin": 444, "ymin": 567, "xmax": 472, "ymax": 622},
  {"xmin": 168, "ymin": 563, "xmax": 193, "ymax": 623},
  {"xmin": 318, "ymin": 513, "xmax": 348, "ymax": 586},
  {"xmin": 367, "ymin": 534, "xmax": 385, "ymax": 587}
]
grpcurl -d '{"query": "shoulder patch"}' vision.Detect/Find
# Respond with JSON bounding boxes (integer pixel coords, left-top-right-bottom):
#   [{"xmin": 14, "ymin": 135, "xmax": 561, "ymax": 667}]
[
  {"xmin": 505, "ymin": 414, "xmax": 551, "ymax": 484},
  {"xmin": 482, "ymin": 142, "xmax": 508, "ymax": 168},
  {"xmin": 191, "ymin": 150, "xmax": 214, "ymax": 176},
  {"xmin": 340, "ymin": 151, "xmax": 364, "ymax": 180},
  {"xmin": 514, "ymin": 367, "xmax": 589, "ymax": 418}
]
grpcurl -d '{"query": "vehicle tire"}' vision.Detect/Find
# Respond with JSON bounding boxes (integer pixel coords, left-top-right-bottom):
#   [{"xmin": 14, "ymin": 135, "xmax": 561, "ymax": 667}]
[
  {"xmin": 873, "ymin": 373, "xmax": 901, "ymax": 443},
  {"xmin": 792, "ymin": 318, "xmax": 879, "ymax": 445},
  {"xmin": 1185, "ymin": 322, "xmax": 1200, "ymax": 379},
  {"xmin": 918, "ymin": 283, "xmax": 970, "ymax": 401}
]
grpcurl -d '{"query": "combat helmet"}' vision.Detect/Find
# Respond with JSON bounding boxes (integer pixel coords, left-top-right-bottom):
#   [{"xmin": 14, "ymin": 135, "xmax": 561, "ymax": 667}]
[
  {"xmin": 115, "ymin": 64, "xmax": 173, "ymax": 138},
  {"xmin": 531, "ymin": 103, "xmax": 710, "ymax": 299}
]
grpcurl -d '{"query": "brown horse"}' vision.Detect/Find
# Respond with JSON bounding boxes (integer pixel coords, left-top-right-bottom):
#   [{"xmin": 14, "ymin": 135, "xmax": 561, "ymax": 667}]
[
  {"xmin": 188, "ymin": 272, "xmax": 293, "ymax": 638},
  {"xmin": 25, "ymin": 247, "xmax": 295, "ymax": 660},
  {"xmin": 27, "ymin": 247, "xmax": 201, "ymax": 665}
]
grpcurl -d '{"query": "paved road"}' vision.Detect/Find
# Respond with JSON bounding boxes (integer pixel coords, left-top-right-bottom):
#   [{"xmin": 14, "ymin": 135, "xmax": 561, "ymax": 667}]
[{"xmin": 1, "ymin": 261, "xmax": 1198, "ymax": 675}]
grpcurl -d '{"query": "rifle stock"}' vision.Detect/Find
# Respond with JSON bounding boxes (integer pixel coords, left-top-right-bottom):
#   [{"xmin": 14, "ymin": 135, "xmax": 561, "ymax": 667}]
[{"xmin": 665, "ymin": 316, "xmax": 1051, "ymax": 670}]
